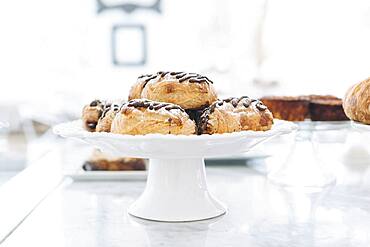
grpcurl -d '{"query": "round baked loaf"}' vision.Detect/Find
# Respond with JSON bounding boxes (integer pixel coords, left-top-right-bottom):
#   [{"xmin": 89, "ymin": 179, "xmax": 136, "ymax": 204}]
[
  {"xmin": 111, "ymin": 99, "xmax": 196, "ymax": 135},
  {"xmin": 96, "ymin": 103, "xmax": 121, "ymax": 132},
  {"xmin": 198, "ymin": 96, "xmax": 274, "ymax": 134},
  {"xmin": 128, "ymin": 71, "xmax": 218, "ymax": 110},
  {"xmin": 343, "ymin": 78, "xmax": 370, "ymax": 124},
  {"xmin": 82, "ymin": 100, "xmax": 107, "ymax": 132}
]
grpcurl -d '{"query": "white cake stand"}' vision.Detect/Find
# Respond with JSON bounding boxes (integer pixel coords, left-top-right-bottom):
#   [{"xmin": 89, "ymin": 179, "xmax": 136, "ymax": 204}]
[
  {"xmin": 54, "ymin": 119, "xmax": 296, "ymax": 222},
  {"xmin": 351, "ymin": 121, "xmax": 370, "ymax": 132}
]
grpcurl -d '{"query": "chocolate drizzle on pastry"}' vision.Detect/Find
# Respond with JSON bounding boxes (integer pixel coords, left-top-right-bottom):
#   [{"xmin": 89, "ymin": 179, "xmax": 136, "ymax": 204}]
[
  {"xmin": 255, "ymin": 101, "xmax": 267, "ymax": 111},
  {"xmin": 96, "ymin": 101, "xmax": 111, "ymax": 118},
  {"xmin": 138, "ymin": 71, "xmax": 214, "ymax": 87},
  {"xmin": 138, "ymin": 74, "xmax": 153, "ymax": 79},
  {"xmin": 198, "ymin": 96, "xmax": 268, "ymax": 134},
  {"xmin": 207, "ymin": 96, "xmax": 262, "ymax": 114},
  {"xmin": 100, "ymin": 103, "xmax": 121, "ymax": 119},
  {"xmin": 124, "ymin": 99, "xmax": 185, "ymax": 112},
  {"xmin": 89, "ymin": 100, "xmax": 101, "ymax": 107}
]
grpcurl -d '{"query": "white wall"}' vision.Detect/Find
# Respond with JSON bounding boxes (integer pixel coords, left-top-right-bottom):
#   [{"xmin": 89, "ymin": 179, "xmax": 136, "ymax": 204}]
[{"xmin": 0, "ymin": 0, "xmax": 369, "ymax": 106}]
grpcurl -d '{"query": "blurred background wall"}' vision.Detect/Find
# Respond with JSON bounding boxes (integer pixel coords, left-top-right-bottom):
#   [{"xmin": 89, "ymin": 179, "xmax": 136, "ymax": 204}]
[{"xmin": 0, "ymin": 0, "xmax": 369, "ymax": 107}]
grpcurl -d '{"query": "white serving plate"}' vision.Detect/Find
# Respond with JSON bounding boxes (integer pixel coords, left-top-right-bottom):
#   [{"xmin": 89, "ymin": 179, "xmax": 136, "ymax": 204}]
[
  {"xmin": 64, "ymin": 169, "xmax": 147, "ymax": 181},
  {"xmin": 54, "ymin": 119, "xmax": 296, "ymax": 222}
]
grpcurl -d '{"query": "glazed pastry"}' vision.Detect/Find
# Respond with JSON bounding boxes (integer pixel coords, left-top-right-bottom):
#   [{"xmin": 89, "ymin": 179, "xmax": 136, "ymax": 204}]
[
  {"xmin": 343, "ymin": 78, "xmax": 370, "ymax": 124},
  {"xmin": 260, "ymin": 96, "xmax": 309, "ymax": 121},
  {"xmin": 198, "ymin": 96, "xmax": 274, "ymax": 134},
  {"xmin": 128, "ymin": 71, "xmax": 218, "ymax": 110},
  {"xmin": 111, "ymin": 99, "xmax": 196, "ymax": 135},
  {"xmin": 128, "ymin": 74, "xmax": 150, "ymax": 100},
  {"xmin": 82, "ymin": 100, "xmax": 107, "ymax": 132},
  {"xmin": 83, "ymin": 149, "xmax": 146, "ymax": 171},
  {"xmin": 96, "ymin": 103, "xmax": 122, "ymax": 132},
  {"xmin": 309, "ymin": 97, "xmax": 348, "ymax": 121}
]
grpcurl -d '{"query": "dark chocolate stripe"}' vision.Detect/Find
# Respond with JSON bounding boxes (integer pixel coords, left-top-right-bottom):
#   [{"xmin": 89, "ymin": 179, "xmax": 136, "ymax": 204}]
[
  {"xmin": 170, "ymin": 71, "xmax": 184, "ymax": 75},
  {"xmin": 255, "ymin": 101, "xmax": 267, "ymax": 111},
  {"xmin": 137, "ymin": 71, "xmax": 213, "ymax": 85},
  {"xmin": 138, "ymin": 74, "xmax": 152, "ymax": 79},
  {"xmin": 231, "ymin": 98, "xmax": 239, "ymax": 107},
  {"xmin": 100, "ymin": 103, "xmax": 121, "ymax": 119},
  {"xmin": 178, "ymin": 73, "xmax": 199, "ymax": 82},
  {"xmin": 158, "ymin": 71, "xmax": 170, "ymax": 77},
  {"xmin": 124, "ymin": 99, "xmax": 185, "ymax": 112},
  {"xmin": 175, "ymin": 73, "xmax": 187, "ymax": 79},
  {"xmin": 89, "ymin": 100, "xmax": 101, "ymax": 107},
  {"xmin": 144, "ymin": 74, "xmax": 157, "ymax": 83}
]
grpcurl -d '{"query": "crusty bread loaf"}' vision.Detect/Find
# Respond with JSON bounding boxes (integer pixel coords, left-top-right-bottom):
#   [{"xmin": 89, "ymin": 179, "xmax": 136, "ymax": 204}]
[{"xmin": 343, "ymin": 78, "xmax": 370, "ymax": 124}]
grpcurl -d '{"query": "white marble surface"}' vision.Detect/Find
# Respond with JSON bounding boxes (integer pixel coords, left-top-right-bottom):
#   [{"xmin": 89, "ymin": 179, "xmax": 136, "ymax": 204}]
[
  {"xmin": 0, "ymin": 149, "xmax": 62, "ymax": 243},
  {"xmin": 3, "ymin": 164, "xmax": 370, "ymax": 247},
  {"xmin": 0, "ymin": 172, "xmax": 18, "ymax": 186}
]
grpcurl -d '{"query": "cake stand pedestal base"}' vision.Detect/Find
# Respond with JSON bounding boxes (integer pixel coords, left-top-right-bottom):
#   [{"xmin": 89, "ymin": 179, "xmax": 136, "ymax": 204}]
[{"xmin": 128, "ymin": 158, "xmax": 226, "ymax": 222}]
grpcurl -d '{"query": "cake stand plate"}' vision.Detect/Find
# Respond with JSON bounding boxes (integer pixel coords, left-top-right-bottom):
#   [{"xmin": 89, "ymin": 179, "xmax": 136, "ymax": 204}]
[
  {"xmin": 352, "ymin": 121, "xmax": 370, "ymax": 132},
  {"xmin": 54, "ymin": 119, "xmax": 296, "ymax": 222}
]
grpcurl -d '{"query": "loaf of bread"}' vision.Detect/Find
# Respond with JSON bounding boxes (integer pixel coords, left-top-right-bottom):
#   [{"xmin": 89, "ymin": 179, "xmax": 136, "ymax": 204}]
[{"xmin": 343, "ymin": 78, "xmax": 370, "ymax": 124}]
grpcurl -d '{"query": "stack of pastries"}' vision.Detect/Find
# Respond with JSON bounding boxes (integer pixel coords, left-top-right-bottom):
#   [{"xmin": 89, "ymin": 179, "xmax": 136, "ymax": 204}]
[{"xmin": 82, "ymin": 71, "xmax": 274, "ymax": 135}]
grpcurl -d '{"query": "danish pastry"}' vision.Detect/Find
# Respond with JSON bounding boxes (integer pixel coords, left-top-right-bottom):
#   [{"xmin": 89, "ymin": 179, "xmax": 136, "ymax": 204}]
[
  {"xmin": 128, "ymin": 74, "xmax": 150, "ymax": 100},
  {"xmin": 111, "ymin": 99, "xmax": 196, "ymax": 135},
  {"xmin": 128, "ymin": 71, "xmax": 218, "ymax": 110},
  {"xmin": 96, "ymin": 103, "xmax": 122, "ymax": 132},
  {"xmin": 198, "ymin": 96, "xmax": 273, "ymax": 134},
  {"xmin": 82, "ymin": 100, "xmax": 107, "ymax": 132},
  {"xmin": 343, "ymin": 78, "xmax": 370, "ymax": 124}
]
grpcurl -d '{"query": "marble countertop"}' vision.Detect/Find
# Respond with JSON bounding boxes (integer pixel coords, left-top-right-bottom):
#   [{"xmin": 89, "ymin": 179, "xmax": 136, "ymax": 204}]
[{"xmin": 3, "ymin": 164, "xmax": 370, "ymax": 247}]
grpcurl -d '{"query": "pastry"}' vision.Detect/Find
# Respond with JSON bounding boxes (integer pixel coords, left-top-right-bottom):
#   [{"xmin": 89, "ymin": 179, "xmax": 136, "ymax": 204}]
[
  {"xmin": 128, "ymin": 74, "xmax": 150, "ymax": 100},
  {"xmin": 83, "ymin": 149, "xmax": 146, "ymax": 171},
  {"xmin": 309, "ymin": 97, "xmax": 348, "ymax": 121},
  {"xmin": 111, "ymin": 99, "xmax": 196, "ymax": 135},
  {"xmin": 198, "ymin": 96, "xmax": 273, "ymax": 134},
  {"xmin": 343, "ymin": 78, "xmax": 370, "ymax": 124},
  {"xmin": 128, "ymin": 71, "xmax": 218, "ymax": 110},
  {"xmin": 82, "ymin": 100, "xmax": 107, "ymax": 132},
  {"xmin": 96, "ymin": 103, "xmax": 122, "ymax": 132},
  {"xmin": 260, "ymin": 96, "xmax": 309, "ymax": 121}
]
